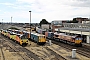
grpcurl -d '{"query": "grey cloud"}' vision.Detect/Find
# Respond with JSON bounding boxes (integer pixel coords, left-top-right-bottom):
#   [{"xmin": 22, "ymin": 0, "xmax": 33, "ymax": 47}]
[{"xmin": 66, "ymin": 0, "xmax": 90, "ymax": 7}]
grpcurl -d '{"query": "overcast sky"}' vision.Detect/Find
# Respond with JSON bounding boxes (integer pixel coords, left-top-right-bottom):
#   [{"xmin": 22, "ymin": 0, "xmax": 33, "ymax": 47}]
[{"xmin": 0, "ymin": 0, "xmax": 90, "ymax": 23}]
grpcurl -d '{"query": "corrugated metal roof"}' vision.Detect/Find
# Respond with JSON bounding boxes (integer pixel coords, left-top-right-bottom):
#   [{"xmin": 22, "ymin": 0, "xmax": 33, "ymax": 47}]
[{"xmin": 59, "ymin": 28, "xmax": 90, "ymax": 32}]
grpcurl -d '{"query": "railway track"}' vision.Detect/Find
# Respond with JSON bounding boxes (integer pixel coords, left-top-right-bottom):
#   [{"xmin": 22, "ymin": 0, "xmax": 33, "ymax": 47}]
[
  {"xmin": 45, "ymin": 47, "xmax": 66, "ymax": 60},
  {"xmin": 30, "ymin": 45, "xmax": 66, "ymax": 60},
  {"xmin": 47, "ymin": 39, "xmax": 90, "ymax": 58},
  {"xmin": 0, "ymin": 35, "xmax": 40, "ymax": 60},
  {"xmin": 0, "ymin": 34, "xmax": 67, "ymax": 60},
  {"xmin": 0, "ymin": 40, "xmax": 5, "ymax": 60}
]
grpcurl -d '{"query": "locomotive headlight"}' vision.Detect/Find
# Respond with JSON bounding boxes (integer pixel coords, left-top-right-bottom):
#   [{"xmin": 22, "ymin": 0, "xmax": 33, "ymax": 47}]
[{"xmin": 26, "ymin": 40, "xmax": 28, "ymax": 42}]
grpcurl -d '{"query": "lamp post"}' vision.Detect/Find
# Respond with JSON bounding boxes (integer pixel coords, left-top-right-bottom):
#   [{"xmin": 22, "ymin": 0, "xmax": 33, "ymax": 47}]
[{"xmin": 29, "ymin": 11, "xmax": 31, "ymax": 40}]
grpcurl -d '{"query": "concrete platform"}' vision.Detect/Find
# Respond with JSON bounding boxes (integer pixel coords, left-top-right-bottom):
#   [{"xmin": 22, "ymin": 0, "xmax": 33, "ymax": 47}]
[{"xmin": 47, "ymin": 44, "xmax": 90, "ymax": 60}]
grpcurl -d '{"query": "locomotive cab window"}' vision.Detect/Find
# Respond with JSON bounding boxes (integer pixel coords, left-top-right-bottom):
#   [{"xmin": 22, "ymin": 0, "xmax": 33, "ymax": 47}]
[
  {"xmin": 75, "ymin": 38, "xmax": 79, "ymax": 40},
  {"xmin": 39, "ymin": 36, "xmax": 42, "ymax": 38},
  {"xmin": 78, "ymin": 38, "xmax": 82, "ymax": 40},
  {"xmin": 21, "ymin": 35, "xmax": 27, "ymax": 39}
]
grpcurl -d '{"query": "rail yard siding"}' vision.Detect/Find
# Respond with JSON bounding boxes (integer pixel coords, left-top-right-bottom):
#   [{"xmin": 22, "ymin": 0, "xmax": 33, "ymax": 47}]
[{"xmin": 47, "ymin": 44, "xmax": 90, "ymax": 60}]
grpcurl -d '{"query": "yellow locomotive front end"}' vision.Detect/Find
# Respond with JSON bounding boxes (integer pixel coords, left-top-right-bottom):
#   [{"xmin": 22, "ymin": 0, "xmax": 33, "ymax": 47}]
[
  {"xmin": 3, "ymin": 30, "xmax": 7, "ymax": 37},
  {"xmin": 39, "ymin": 35, "xmax": 46, "ymax": 42},
  {"xmin": 19, "ymin": 34, "xmax": 28, "ymax": 46},
  {"xmin": 38, "ymin": 34, "xmax": 46, "ymax": 45},
  {"xmin": 20, "ymin": 39, "xmax": 28, "ymax": 45},
  {"xmin": 75, "ymin": 37, "xmax": 82, "ymax": 46}
]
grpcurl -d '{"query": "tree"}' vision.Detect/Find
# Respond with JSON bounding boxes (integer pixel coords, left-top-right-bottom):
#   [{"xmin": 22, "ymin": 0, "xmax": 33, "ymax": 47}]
[
  {"xmin": 39, "ymin": 19, "xmax": 49, "ymax": 26},
  {"xmin": 67, "ymin": 19, "xmax": 78, "ymax": 23},
  {"xmin": 72, "ymin": 18, "xmax": 78, "ymax": 23},
  {"xmin": 8, "ymin": 27, "xmax": 19, "ymax": 30}
]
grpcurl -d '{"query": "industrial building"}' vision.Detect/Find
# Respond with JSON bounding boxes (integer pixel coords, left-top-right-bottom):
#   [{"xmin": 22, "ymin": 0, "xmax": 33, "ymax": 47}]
[{"xmin": 51, "ymin": 20, "xmax": 90, "ymax": 44}]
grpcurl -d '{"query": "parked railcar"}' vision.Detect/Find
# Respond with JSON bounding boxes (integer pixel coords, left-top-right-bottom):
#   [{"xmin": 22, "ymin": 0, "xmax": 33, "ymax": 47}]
[
  {"xmin": 36, "ymin": 28, "xmax": 46, "ymax": 35},
  {"xmin": 3, "ymin": 30, "xmax": 7, "ymax": 37},
  {"xmin": 18, "ymin": 30, "xmax": 23, "ymax": 34},
  {"xmin": 36, "ymin": 28, "xmax": 42, "ymax": 34},
  {"xmin": 54, "ymin": 33, "xmax": 82, "ymax": 46},
  {"xmin": 45, "ymin": 31, "xmax": 82, "ymax": 46},
  {"xmin": 6, "ymin": 31, "xmax": 11, "ymax": 38},
  {"xmin": 14, "ymin": 34, "xmax": 28, "ymax": 46},
  {"xmin": 10, "ymin": 32, "xmax": 16, "ymax": 40},
  {"xmin": 1, "ymin": 29, "xmax": 28, "ymax": 46},
  {"xmin": 0, "ymin": 29, "xmax": 3, "ymax": 34},
  {"xmin": 10, "ymin": 33, "xmax": 28, "ymax": 46},
  {"xmin": 54, "ymin": 33, "xmax": 65, "ymax": 41},
  {"xmin": 1, "ymin": 29, "xmax": 4, "ymax": 35},
  {"xmin": 45, "ymin": 32, "xmax": 54, "ymax": 39},
  {"xmin": 31, "ymin": 32, "xmax": 46, "ymax": 45},
  {"xmin": 14, "ymin": 30, "xmax": 19, "ymax": 34},
  {"xmin": 24, "ymin": 32, "xmax": 30, "ymax": 40},
  {"xmin": 7, "ymin": 29, "xmax": 12, "ymax": 32}
]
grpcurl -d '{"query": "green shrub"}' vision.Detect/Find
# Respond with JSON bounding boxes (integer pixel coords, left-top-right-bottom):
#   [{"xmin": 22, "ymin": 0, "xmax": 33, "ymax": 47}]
[{"xmin": 8, "ymin": 27, "xmax": 19, "ymax": 30}]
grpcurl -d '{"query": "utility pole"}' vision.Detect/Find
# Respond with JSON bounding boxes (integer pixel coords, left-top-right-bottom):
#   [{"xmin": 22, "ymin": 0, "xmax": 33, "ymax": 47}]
[{"xmin": 29, "ymin": 11, "xmax": 31, "ymax": 45}]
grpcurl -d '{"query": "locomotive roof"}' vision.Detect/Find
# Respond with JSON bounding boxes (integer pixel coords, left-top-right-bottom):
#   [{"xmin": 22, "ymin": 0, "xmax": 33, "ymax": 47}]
[
  {"xmin": 27, "ymin": 32, "xmax": 30, "ymax": 33},
  {"xmin": 54, "ymin": 32, "xmax": 80, "ymax": 38},
  {"xmin": 23, "ymin": 31, "xmax": 26, "ymax": 32},
  {"xmin": 54, "ymin": 32, "xmax": 65, "ymax": 35},
  {"xmin": 37, "ymin": 34, "xmax": 45, "ymax": 36},
  {"xmin": 3, "ymin": 30, "xmax": 7, "ymax": 31},
  {"xmin": 11, "ymin": 32, "xmax": 16, "ymax": 34},
  {"xmin": 48, "ymin": 32, "xmax": 53, "ymax": 33},
  {"xmin": 3, "ymin": 30, "xmax": 7, "ymax": 32},
  {"xmin": 71, "ymin": 35, "xmax": 79, "ymax": 38},
  {"xmin": 31, "ymin": 32, "xmax": 45, "ymax": 36},
  {"xmin": 16, "ymin": 34, "xmax": 24, "ymax": 36},
  {"xmin": 14, "ymin": 30, "xmax": 19, "ymax": 31}
]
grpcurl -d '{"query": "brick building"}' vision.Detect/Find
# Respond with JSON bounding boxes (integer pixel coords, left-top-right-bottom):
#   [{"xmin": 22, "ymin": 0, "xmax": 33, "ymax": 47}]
[
  {"xmin": 73, "ymin": 17, "xmax": 89, "ymax": 23},
  {"xmin": 51, "ymin": 20, "xmax": 64, "ymax": 32}
]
